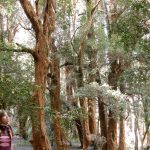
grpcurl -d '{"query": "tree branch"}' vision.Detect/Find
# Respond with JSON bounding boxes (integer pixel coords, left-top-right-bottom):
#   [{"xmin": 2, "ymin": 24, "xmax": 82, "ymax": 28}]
[
  {"xmin": 78, "ymin": 0, "xmax": 102, "ymax": 68},
  {"xmin": 19, "ymin": 22, "xmax": 32, "ymax": 31},
  {"xmin": 43, "ymin": 0, "xmax": 55, "ymax": 35},
  {"xmin": 141, "ymin": 123, "xmax": 150, "ymax": 147},
  {"xmin": 70, "ymin": 25, "xmax": 83, "ymax": 56},
  {"xmin": 0, "ymin": 43, "xmax": 35, "ymax": 57},
  {"xmin": 79, "ymin": 0, "xmax": 102, "ymax": 46},
  {"xmin": 19, "ymin": 0, "xmax": 42, "ymax": 35},
  {"xmin": 35, "ymin": 0, "xmax": 40, "ymax": 16}
]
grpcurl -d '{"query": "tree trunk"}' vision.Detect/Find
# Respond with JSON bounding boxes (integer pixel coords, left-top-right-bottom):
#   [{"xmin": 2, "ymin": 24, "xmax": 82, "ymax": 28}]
[
  {"xmin": 118, "ymin": 115, "xmax": 126, "ymax": 150},
  {"xmin": 65, "ymin": 64, "xmax": 84, "ymax": 147},
  {"xmin": 107, "ymin": 110, "xmax": 117, "ymax": 150},
  {"xmin": 134, "ymin": 118, "xmax": 139, "ymax": 150},
  {"xmin": 86, "ymin": 0, "xmax": 97, "ymax": 136},
  {"xmin": 77, "ymin": 52, "xmax": 90, "ymax": 150},
  {"xmin": 65, "ymin": 65, "xmax": 73, "ymax": 107},
  {"xmin": 79, "ymin": 97, "xmax": 90, "ymax": 150},
  {"xmin": 19, "ymin": 115, "xmax": 28, "ymax": 140},
  {"xmin": 88, "ymin": 99, "xmax": 97, "ymax": 134},
  {"xmin": 74, "ymin": 1, "xmax": 101, "ymax": 149},
  {"xmin": 19, "ymin": 0, "xmax": 56, "ymax": 149},
  {"xmin": 98, "ymin": 97, "xmax": 108, "ymax": 150},
  {"xmin": 143, "ymin": 98, "xmax": 150, "ymax": 147},
  {"xmin": 48, "ymin": 41, "xmax": 68, "ymax": 150},
  {"xmin": 0, "ymin": 13, "xmax": 4, "ymax": 42},
  {"xmin": 78, "ymin": 60, "xmax": 90, "ymax": 150},
  {"xmin": 118, "ymin": 84, "xmax": 126, "ymax": 150},
  {"xmin": 75, "ymin": 118, "xmax": 83, "ymax": 148},
  {"xmin": 77, "ymin": 47, "xmax": 90, "ymax": 149},
  {"xmin": 87, "ymin": 40, "xmax": 97, "ymax": 136},
  {"xmin": 147, "ymin": 131, "xmax": 150, "ymax": 145},
  {"xmin": 107, "ymin": 59, "xmax": 124, "ymax": 150},
  {"xmin": 107, "ymin": 63, "xmax": 118, "ymax": 150},
  {"xmin": 96, "ymin": 70, "xmax": 108, "ymax": 150},
  {"xmin": 31, "ymin": 34, "xmax": 51, "ymax": 150}
]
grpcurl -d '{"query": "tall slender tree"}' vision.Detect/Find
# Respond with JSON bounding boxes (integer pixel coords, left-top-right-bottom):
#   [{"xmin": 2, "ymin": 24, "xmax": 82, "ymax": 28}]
[
  {"xmin": 86, "ymin": 0, "xmax": 97, "ymax": 135},
  {"xmin": 107, "ymin": 56, "xmax": 125, "ymax": 150}
]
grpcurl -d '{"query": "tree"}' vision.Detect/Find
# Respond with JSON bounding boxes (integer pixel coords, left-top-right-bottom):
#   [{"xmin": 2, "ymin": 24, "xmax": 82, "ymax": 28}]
[
  {"xmin": 19, "ymin": 0, "xmax": 55, "ymax": 149},
  {"xmin": 1, "ymin": 0, "xmax": 150, "ymax": 149},
  {"xmin": 86, "ymin": 0, "xmax": 97, "ymax": 136}
]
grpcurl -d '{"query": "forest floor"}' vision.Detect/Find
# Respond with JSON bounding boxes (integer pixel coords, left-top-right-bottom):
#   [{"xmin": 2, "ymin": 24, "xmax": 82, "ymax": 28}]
[{"xmin": 13, "ymin": 136, "xmax": 94, "ymax": 150}]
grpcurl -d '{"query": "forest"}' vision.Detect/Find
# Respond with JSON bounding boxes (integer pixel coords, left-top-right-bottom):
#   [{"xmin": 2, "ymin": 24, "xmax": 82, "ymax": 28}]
[{"xmin": 0, "ymin": 0, "xmax": 150, "ymax": 150}]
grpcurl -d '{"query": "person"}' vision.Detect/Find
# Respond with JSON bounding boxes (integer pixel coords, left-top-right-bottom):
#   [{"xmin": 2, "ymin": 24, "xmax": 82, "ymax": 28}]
[{"xmin": 0, "ymin": 111, "xmax": 13, "ymax": 150}]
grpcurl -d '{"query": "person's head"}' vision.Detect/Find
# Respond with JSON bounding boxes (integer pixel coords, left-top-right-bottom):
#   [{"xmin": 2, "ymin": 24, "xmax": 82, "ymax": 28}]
[{"xmin": 0, "ymin": 110, "xmax": 9, "ymax": 125}]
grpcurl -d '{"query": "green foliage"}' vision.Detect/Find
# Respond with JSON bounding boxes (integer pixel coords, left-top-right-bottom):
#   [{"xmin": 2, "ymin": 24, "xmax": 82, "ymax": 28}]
[
  {"xmin": 112, "ymin": 0, "xmax": 149, "ymax": 51},
  {"xmin": 0, "ymin": 49, "xmax": 34, "ymax": 114},
  {"xmin": 0, "ymin": 0, "xmax": 149, "ymax": 146}
]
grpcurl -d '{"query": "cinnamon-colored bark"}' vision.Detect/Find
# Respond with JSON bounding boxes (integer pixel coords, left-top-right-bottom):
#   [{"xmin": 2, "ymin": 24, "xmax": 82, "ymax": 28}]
[
  {"xmin": 19, "ymin": 0, "xmax": 57, "ymax": 149},
  {"xmin": 86, "ymin": 0, "xmax": 97, "ymax": 136},
  {"xmin": 119, "ymin": 84, "xmax": 126, "ymax": 150},
  {"xmin": 119, "ymin": 115, "xmax": 126, "ymax": 150},
  {"xmin": 88, "ymin": 99, "xmax": 96, "ymax": 134},
  {"xmin": 77, "ymin": 44, "xmax": 90, "ymax": 150},
  {"xmin": 65, "ymin": 65, "xmax": 73, "ymax": 106},
  {"xmin": 75, "ymin": 118, "xmax": 83, "ymax": 147},
  {"xmin": 32, "ymin": 34, "xmax": 51, "ymax": 150},
  {"xmin": 48, "ymin": 42, "xmax": 68, "ymax": 150},
  {"xmin": 79, "ymin": 97, "xmax": 90, "ymax": 150},
  {"xmin": 107, "ymin": 59, "xmax": 124, "ymax": 150},
  {"xmin": 107, "ymin": 110, "xmax": 117, "ymax": 150},
  {"xmin": 87, "ymin": 43, "xmax": 97, "ymax": 135},
  {"xmin": 98, "ymin": 97, "xmax": 107, "ymax": 150}
]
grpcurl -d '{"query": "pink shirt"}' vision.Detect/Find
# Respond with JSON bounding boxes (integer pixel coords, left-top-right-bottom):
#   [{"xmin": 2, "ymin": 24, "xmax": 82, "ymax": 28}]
[{"xmin": 0, "ymin": 125, "xmax": 13, "ymax": 150}]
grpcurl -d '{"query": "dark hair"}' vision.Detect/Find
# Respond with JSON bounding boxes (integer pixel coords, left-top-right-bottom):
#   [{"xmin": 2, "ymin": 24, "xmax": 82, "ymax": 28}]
[{"xmin": 0, "ymin": 110, "xmax": 6, "ymax": 122}]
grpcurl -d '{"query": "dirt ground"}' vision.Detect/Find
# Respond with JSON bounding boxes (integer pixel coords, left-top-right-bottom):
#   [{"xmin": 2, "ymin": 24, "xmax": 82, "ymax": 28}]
[{"xmin": 13, "ymin": 137, "xmax": 94, "ymax": 150}]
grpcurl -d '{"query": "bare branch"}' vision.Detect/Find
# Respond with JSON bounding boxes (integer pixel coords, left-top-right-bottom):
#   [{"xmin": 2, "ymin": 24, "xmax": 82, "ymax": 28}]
[
  {"xmin": 70, "ymin": 25, "xmax": 83, "ymax": 55},
  {"xmin": 91, "ymin": 0, "xmax": 102, "ymax": 16},
  {"xmin": 59, "ymin": 62, "xmax": 73, "ymax": 68},
  {"xmin": 43, "ymin": 0, "xmax": 55, "ymax": 36},
  {"xmin": 141, "ymin": 123, "xmax": 150, "ymax": 147},
  {"xmin": 19, "ymin": 22, "xmax": 32, "ymax": 31}
]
